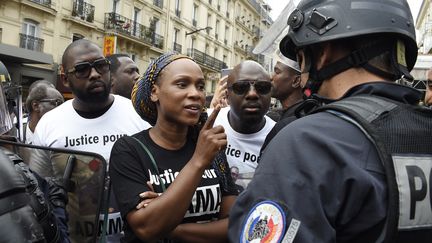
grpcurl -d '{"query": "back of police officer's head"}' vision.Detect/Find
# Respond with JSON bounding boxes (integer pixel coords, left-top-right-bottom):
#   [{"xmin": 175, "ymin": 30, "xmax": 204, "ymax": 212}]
[{"xmin": 279, "ymin": 0, "xmax": 417, "ymax": 95}]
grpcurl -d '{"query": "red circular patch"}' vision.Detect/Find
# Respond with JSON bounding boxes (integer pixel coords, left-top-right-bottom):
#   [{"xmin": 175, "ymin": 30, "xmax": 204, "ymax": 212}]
[{"xmin": 89, "ymin": 159, "xmax": 101, "ymax": 172}]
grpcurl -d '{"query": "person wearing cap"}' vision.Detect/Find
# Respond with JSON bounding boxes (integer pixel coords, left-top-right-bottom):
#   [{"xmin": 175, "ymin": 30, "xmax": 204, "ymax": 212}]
[
  {"xmin": 260, "ymin": 52, "xmax": 303, "ymax": 153},
  {"xmin": 266, "ymin": 51, "xmax": 302, "ymax": 121},
  {"xmin": 228, "ymin": 0, "xmax": 432, "ymax": 242}
]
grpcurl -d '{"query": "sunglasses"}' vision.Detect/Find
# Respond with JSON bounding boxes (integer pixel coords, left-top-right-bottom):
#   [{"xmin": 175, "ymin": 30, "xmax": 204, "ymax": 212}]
[
  {"xmin": 228, "ymin": 81, "xmax": 272, "ymax": 95},
  {"xmin": 39, "ymin": 98, "xmax": 63, "ymax": 107},
  {"xmin": 66, "ymin": 58, "xmax": 110, "ymax": 79}
]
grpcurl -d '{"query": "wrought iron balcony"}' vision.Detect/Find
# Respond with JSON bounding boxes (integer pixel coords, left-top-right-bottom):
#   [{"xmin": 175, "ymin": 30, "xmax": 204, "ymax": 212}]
[
  {"xmin": 153, "ymin": 0, "xmax": 163, "ymax": 8},
  {"xmin": 19, "ymin": 33, "xmax": 44, "ymax": 52},
  {"xmin": 187, "ymin": 48, "xmax": 227, "ymax": 71},
  {"xmin": 104, "ymin": 13, "xmax": 164, "ymax": 49},
  {"xmin": 72, "ymin": 0, "xmax": 95, "ymax": 23},
  {"xmin": 173, "ymin": 42, "xmax": 182, "ymax": 53},
  {"xmin": 29, "ymin": 0, "xmax": 51, "ymax": 8}
]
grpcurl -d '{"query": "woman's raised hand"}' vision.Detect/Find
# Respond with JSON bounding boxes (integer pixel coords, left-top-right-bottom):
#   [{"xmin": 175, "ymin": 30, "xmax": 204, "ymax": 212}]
[{"xmin": 193, "ymin": 105, "xmax": 226, "ymax": 167}]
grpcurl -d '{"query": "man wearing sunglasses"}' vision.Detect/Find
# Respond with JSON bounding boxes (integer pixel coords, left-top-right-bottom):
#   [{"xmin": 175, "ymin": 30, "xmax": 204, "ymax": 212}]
[
  {"xmin": 425, "ymin": 68, "xmax": 432, "ymax": 106},
  {"xmin": 211, "ymin": 60, "xmax": 275, "ymax": 188},
  {"xmin": 29, "ymin": 39, "xmax": 151, "ymax": 242},
  {"xmin": 25, "ymin": 80, "xmax": 64, "ymax": 144}
]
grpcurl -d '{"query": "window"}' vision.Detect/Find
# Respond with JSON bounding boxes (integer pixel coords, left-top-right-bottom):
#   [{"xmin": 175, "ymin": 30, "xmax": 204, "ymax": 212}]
[
  {"xmin": 22, "ymin": 20, "xmax": 37, "ymax": 37},
  {"xmin": 112, "ymin": 0, "xmax": 120, "ymax": 13},
  {"xmin": 193, "ymin": 4, "xmax": 198, "ymax": 22},
  {"xmin": 207, "ymin": 14, "xmax": 212, "ymax": 34},
  {"xmin": 175, "ymin": 0, "xmax": 181, "ymax": 17},
  {"xmin": 191, "ymin": 38, "xmax": 195, "ymax": 49},
  {"xmin": 21, "ymin": 19, "xmax": 41, "ymax": 51},
  {"xmin": 214, "ymin": 48, "xmax": 218, "ymax": 58},
  {"xmin": 174, "ymin": 28, "xmax": 179, "ymax": 43},
  {"xmin": 215, "ymin": 20, "xmax": 219, "ymax": 39},
  {"xmin": 152, "ymin": 17, "xmax": 160, "ymax": 34},
  {"xmin": 133, "ymin": 7, "xmax": 141, "ymax": 36}
]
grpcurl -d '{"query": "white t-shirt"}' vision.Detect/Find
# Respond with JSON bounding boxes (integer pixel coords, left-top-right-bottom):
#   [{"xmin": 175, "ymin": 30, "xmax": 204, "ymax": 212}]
[
  {"xmin": 29, "ymin": 95, "xmax": 150, "ymax": 243},
  {"xmin": 30, "ymin": 95, "xmax": 151, "ymax": 177},
  {"xmin": 210, "ymin": 107, "xmax": 275, "ymax": 175},
  {"xmin": 25, "ymin": 122, "xmax": 34, "ymax": 144}
]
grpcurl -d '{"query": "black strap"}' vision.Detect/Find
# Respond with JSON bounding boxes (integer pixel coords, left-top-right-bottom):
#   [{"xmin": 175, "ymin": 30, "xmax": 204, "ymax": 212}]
[
  {"xmin": 131, "ymin": 137, "xmax": 166, "ymax": 192},
  {"xmin": 304, "ymin": 41, "xmax": 393, "ymax": 97},
  {"xmin": 315, "ymin": 95, "xmax": 400, "ymax": 243}
]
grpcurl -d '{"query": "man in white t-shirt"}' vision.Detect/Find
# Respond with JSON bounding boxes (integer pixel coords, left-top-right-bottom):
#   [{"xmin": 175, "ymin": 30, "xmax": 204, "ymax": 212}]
[
  {"xmin": 211, "ymin": 60, "xmax": 275, "ymax": 187},
  {"xmin": 24, "ymin": 80, "xmax": 64, "ymax": 144},
  {"xmin": 29, "ymin": 39, "xmax": 150, "ymax": 243}
]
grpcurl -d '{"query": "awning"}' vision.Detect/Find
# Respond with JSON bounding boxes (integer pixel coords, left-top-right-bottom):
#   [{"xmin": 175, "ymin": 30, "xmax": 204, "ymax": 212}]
[{"xmin": 0, "ymin": 43, "xmax": 53, "ymax": 64}]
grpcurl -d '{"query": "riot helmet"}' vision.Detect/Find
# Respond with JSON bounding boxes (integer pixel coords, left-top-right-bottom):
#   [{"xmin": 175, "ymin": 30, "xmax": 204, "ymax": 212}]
[
  {"xmin": 279, "ymin": 0, "xmax": 417, "ymax": 96},
  {"xmin": 0, "ymin": 61, "xmax": 13, "ymax": 135}
]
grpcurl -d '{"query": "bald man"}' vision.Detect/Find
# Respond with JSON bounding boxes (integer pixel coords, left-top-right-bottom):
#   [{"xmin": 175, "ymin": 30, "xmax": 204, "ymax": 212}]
[{"xmin": 210, "ymin": 60, "xmax": 275, "ymax": 187}]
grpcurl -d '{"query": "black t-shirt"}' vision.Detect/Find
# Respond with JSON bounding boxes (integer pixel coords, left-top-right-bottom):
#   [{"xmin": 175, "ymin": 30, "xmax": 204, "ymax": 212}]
[{"xmin": 109, "ymin": 129, "xmax": 238, "ymax": 242}]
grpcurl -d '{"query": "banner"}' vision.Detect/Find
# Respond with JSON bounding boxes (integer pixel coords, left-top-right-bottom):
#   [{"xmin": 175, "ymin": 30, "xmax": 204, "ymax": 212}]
[{"xmin": 103, "ymin": 36, "xmax": 116, "ymax": 56}]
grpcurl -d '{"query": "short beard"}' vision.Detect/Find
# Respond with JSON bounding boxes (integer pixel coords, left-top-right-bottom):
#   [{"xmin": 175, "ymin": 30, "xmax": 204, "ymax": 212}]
[{"xmin": 69, "ymin": 81, "xmax": 110, "ymax": 104}]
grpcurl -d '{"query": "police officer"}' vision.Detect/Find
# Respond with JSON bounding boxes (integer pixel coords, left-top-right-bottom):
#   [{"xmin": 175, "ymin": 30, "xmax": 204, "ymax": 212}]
[
  {"xmin": 0, "ymin": 61, "xmax": 70, "ymax": 243},
  {"xmin": 228, "ymin": 0, "xmax": 432, "ymax": 242}
]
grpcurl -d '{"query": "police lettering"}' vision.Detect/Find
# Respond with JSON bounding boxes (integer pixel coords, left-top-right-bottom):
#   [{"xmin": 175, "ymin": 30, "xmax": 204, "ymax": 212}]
[{"xmin": 406, "ymin": 165, "xmax": 431, "ymax": 219}]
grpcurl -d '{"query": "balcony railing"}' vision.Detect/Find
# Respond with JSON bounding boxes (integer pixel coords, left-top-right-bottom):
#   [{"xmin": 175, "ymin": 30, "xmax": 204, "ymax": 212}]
[
  {"xmin": 192, "ymin": 19, "xmax": 197, "ymax": 27},
  {"xmin": 104, "ymin": 13, "xmax": 164, "ymax": 49},
  {"xmin": 29, "ymin": 0, "xmax": 51, "ymax": 8},
  {"xmin": 173, "ymin": 42, "xmax": 182, "ymax": 53},
  {"xmin": 72, "ymin": 0, "xmax": 95, "ymax": 23},
  {"xmin": 153, "ymin": 0, "xmax": 163, "ymax": 8},
  {"xmin": 187, "ymin": 48, "xmax": 227, "ymax": 71},
  {"xmin": 19, "ymin": 33, "xmax": 44, "ymax": 52}
]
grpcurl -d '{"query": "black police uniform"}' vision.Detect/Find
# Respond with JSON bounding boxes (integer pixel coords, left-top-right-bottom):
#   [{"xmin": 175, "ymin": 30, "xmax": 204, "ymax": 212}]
[{"xmin": 228, "ymin": 82, "xmax": 428, "ymax": 242}]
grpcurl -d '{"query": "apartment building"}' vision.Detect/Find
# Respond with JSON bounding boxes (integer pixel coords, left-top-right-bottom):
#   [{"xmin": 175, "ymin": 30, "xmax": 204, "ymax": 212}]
[
  {"xmin": 0, "ymin": 0, "xmax": 272, "ymax": 97},
  {"xmin": 412, "ymin": 0, "xmax": 431, "ymax": 91}
]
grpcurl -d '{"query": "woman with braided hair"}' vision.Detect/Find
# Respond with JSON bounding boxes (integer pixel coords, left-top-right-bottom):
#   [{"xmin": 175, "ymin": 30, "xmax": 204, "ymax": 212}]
[{"xmin": 109, "ymin": 52, "xmax": 238, "ymax": 242}]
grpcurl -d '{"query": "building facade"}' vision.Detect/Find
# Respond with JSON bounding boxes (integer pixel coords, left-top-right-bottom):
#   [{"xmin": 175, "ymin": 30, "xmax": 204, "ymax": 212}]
[
  {"xmin": 0, "ymin": 0, "xmax": 272, "ymax": 97},
  {"xmin": 412, "ymin": 0, "xmax": 432, "ymax": 91}
]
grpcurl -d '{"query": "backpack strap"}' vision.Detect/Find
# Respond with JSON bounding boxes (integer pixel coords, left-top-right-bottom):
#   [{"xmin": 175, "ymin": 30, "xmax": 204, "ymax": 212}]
[
  {"xmin": 131, "ymin": 137, "xmax": 166, "ymax": 192},
  {"xmin": 314, "ymin": 95, "xmax": 399, "ymax": 243}
]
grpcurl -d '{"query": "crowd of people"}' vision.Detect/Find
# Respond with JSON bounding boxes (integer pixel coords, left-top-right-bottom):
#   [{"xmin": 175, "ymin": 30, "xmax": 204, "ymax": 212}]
[{"xmin": 0, "ymin": 0, "xmax": 431, "ymax": 242}]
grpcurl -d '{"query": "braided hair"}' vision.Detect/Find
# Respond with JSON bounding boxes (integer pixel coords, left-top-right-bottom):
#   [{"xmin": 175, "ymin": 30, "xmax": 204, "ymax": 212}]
[
  {"xmin": 131, "ymin": 52, "xmax": 207, "ymax": 141},
  {"xmin": 131, "ymin": 52, "xmax": 235, "ymax": 193}
]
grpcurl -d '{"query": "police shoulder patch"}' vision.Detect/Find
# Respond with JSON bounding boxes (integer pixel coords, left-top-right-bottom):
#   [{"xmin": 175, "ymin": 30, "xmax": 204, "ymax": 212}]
[{"xmin": 240, "ymin": 200, "xmax": 286, "ymax": 243}]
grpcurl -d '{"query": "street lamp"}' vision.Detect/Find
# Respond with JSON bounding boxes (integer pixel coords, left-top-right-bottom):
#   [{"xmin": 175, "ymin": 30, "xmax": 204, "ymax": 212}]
[{"xmin": 185, "ymin": 26, "xmax": 212, "ymax": 36}]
